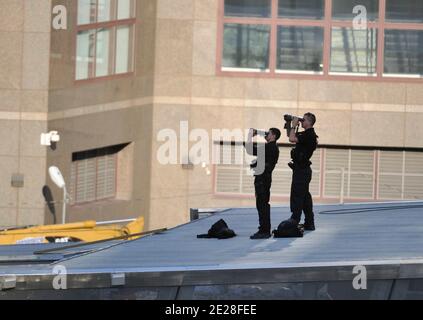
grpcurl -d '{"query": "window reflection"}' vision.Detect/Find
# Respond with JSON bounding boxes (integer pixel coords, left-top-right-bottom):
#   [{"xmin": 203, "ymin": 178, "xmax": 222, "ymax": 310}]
[
  {"xmin": 332, "ymin": 0, "xmax": 379, "ymax": 22},
  {"xmin": 277, "ymin": 26, "xmax": 324, "ymax": 72},
  {"xmin": 278, "ymin": 0, "xmax": 324, "ymax": 20},
  {"xmin": 77, "ymin": 0, "xmax": 96, "ymax": 25},
  {"xmin": 224, "ymin": 0, "xmax": 271, "ymax": 18},
  {"xmin": 76, "ymin": 30, "xmax": 95, "ymax": 80},
  {"xmin": 95, "ymin": 28, "xmax": 111, "ymax": 77},
  {"xmin": 330, "ymin": 28, "xmax": 377, "ymax": 74},
  {"xmin": 97, "ymin": 0, "xmax": 112, "ymax": 23},
  {"xmin": 220, "ymin": 0, "xmax": 423, "ymax": 79},
  {"xmin": 223, "ymin": 24, "xmax": 270, "ymax": 70},
  {"xmin": 386, "ymin": 0, "xmax": 423, "ymax": 23},
  {"xmin": 384, "ymin": 30, "xmax": 423, "ymax": 76}
]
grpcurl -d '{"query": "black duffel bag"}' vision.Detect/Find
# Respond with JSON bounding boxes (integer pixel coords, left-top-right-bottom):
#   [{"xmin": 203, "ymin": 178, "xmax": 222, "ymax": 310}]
[
  {"xmin": 197, "ymin": 219, "xmax": 236, "ymax": 239},
  {"xmin": 272, "ymin": 219, "xmax": 304, "ymax": 238}
]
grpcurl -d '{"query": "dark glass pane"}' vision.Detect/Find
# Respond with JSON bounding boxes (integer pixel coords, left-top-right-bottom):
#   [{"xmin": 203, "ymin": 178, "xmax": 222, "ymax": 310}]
[
  {"xmin": 330, "ymin": 27, "xmax": 378, "ymax": 74},
  {"xmin": 278, "ymin": 0, "xmax": 324, "ymax": 20},
  {"xmin": 332, "ymin": 0, "xmax": 379, "ymax": 21},
  {"xmin": 384, "ymin": 30, "xmax": 423, "ymax": 75},
  {"xmin": 277, "ymin": 26, "xmax": 324, "ymax": 71},
  {"xmin": 223, "ymin": 24, "xmax": 270, "ymax": 70},
  {"xmin": 224, "ymin": 0, "xmax": 271, "ymax": 18},
  {"xmin": 386, "ymin": 0, "xmax": 423, "ymax": 23}
]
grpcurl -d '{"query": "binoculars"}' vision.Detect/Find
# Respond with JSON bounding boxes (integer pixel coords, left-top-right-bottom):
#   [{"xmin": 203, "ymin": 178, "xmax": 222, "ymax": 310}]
[{"xmin": 283, "ymin": 114, "xmax": 304, "ymax": 122}]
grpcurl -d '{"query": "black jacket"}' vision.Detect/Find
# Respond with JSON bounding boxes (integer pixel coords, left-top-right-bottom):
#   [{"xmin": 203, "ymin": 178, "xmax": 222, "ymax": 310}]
[
  {"xmin": 292, "ymin": 128, "xmax": 318, "ymax": 167},
  {"xmin": 245, "ymin": 141, "xmax": 279, "ymax": 176}
]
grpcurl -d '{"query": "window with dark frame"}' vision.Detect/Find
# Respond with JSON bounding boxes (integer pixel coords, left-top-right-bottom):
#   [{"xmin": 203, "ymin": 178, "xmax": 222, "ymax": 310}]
[
  {"xmin": 220, "ymin": 0, "xmax": 423, "ymax": 79},
  {"xmin": 69, "ymin": 144, "xmax": 129, "ymax": 204},
  {"xmin": 76, "ymin": 0, "xmax": 136, "ymax": 81}
]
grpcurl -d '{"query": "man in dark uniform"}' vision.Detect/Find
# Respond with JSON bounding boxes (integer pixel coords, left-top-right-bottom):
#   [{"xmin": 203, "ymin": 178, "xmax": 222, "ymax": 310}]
[
  {"xmin": 288, "ymin": 113, "xmax": 318, "ymax": 230},
  {"xmin": 245, "ymin": 127, "xmax": 281, "ymax": 239}
]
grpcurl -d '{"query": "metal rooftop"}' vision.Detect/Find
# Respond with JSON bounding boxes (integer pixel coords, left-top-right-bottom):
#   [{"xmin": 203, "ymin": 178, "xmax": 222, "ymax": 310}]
[{"xmin": 1, "ymin": 201, "xmax": 423, "ymax": 299}]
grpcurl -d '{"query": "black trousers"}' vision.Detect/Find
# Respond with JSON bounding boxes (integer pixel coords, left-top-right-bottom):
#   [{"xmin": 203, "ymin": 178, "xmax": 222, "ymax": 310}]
[
  {"xmin": 254, "ymin": 173, "xmax": 272, "ymax": 233},
  {"xmin": 290, "ymin": 166, "xmax": 314, "ymax": 224}
]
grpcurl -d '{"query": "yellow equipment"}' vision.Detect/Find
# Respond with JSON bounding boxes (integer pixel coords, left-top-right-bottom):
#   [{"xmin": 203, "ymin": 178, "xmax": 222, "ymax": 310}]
[{"xmin": 0, "ymin": 216, "xmax": 144, "ymax": 245}]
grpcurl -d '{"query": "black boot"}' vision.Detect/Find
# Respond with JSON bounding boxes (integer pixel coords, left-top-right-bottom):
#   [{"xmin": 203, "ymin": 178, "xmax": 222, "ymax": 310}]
[
  {"xmin": 303, "ymin": 220, "xmax": 315, "ymax": 231},
  {"xmin": 250, "ymin": 231, "xmax": 271, "ymax": 239}
]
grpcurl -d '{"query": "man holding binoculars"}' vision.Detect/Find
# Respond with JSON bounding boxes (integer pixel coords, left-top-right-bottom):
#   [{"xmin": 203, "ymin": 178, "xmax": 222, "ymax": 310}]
[
  {"xmin": 286, "ymin": 113, "xmax": 318, "ymax": 230},
  {"xmin": 245, "ymin": 127, "xmax": 281, "ymax": 239}
]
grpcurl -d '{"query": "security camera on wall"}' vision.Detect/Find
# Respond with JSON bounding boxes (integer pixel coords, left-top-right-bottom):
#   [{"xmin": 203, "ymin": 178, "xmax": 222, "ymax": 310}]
[{"xmin": 40, "ymin": 131, "xmax": 60, "ymax": 146}]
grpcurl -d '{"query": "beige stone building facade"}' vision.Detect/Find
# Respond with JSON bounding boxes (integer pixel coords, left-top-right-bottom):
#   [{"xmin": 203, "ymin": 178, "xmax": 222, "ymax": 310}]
[
  {"xmin": 0, "ymin": 0, "xmax": 422, "ymax": 231},
  {"xmin": 0, "ymin": 0, "xmax": 51, "ymax": 227}
]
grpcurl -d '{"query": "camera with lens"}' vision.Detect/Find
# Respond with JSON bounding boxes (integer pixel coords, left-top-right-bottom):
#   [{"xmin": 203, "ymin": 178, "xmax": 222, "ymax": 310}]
[
  {"xmin": 284, "ymin": 114, "xmax": 304, "ymax": 123},
  {"xmin": 283, "ymin": 114, "xmax": 304, "ymax": 136}
]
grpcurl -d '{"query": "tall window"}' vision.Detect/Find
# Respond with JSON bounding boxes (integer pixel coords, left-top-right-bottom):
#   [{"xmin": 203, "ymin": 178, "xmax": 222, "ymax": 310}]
[
  {"xmin": 219, "ymin": 0, "xmax": 423, "ymax": 79},
  {"xmin": 330, "ymin": 0, "xmax": 379, "ymax": 75},
  {"xmin": 384, "ymin": 0, "xmax": 423, "ymax": 77},
  {"xmin": 76, "ymin": 0, "xmax": 136, "ymax": 81},
  {"xmin": 222, "ymin": 0, "xmax": 325, "ymax": 73}
]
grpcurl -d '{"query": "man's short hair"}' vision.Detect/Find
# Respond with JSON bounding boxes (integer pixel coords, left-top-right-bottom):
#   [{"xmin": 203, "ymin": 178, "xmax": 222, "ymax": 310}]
[
  {"xmin": 269, "ymin": 128, "xmax": 281, "ymax": 141},
  {"xmin": 304, "ymin": 112, "xmax": 316, "ymax": 126}
]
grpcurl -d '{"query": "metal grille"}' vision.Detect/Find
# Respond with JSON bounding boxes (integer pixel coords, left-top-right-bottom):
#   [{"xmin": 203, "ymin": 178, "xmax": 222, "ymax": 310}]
[
  {"xmin": 70, "ymin": 152, "xmax": 117, "ymax": 204},
  {"xmin": 216, "ymin": 145, "xmax": 320, "ymax": 197}
]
